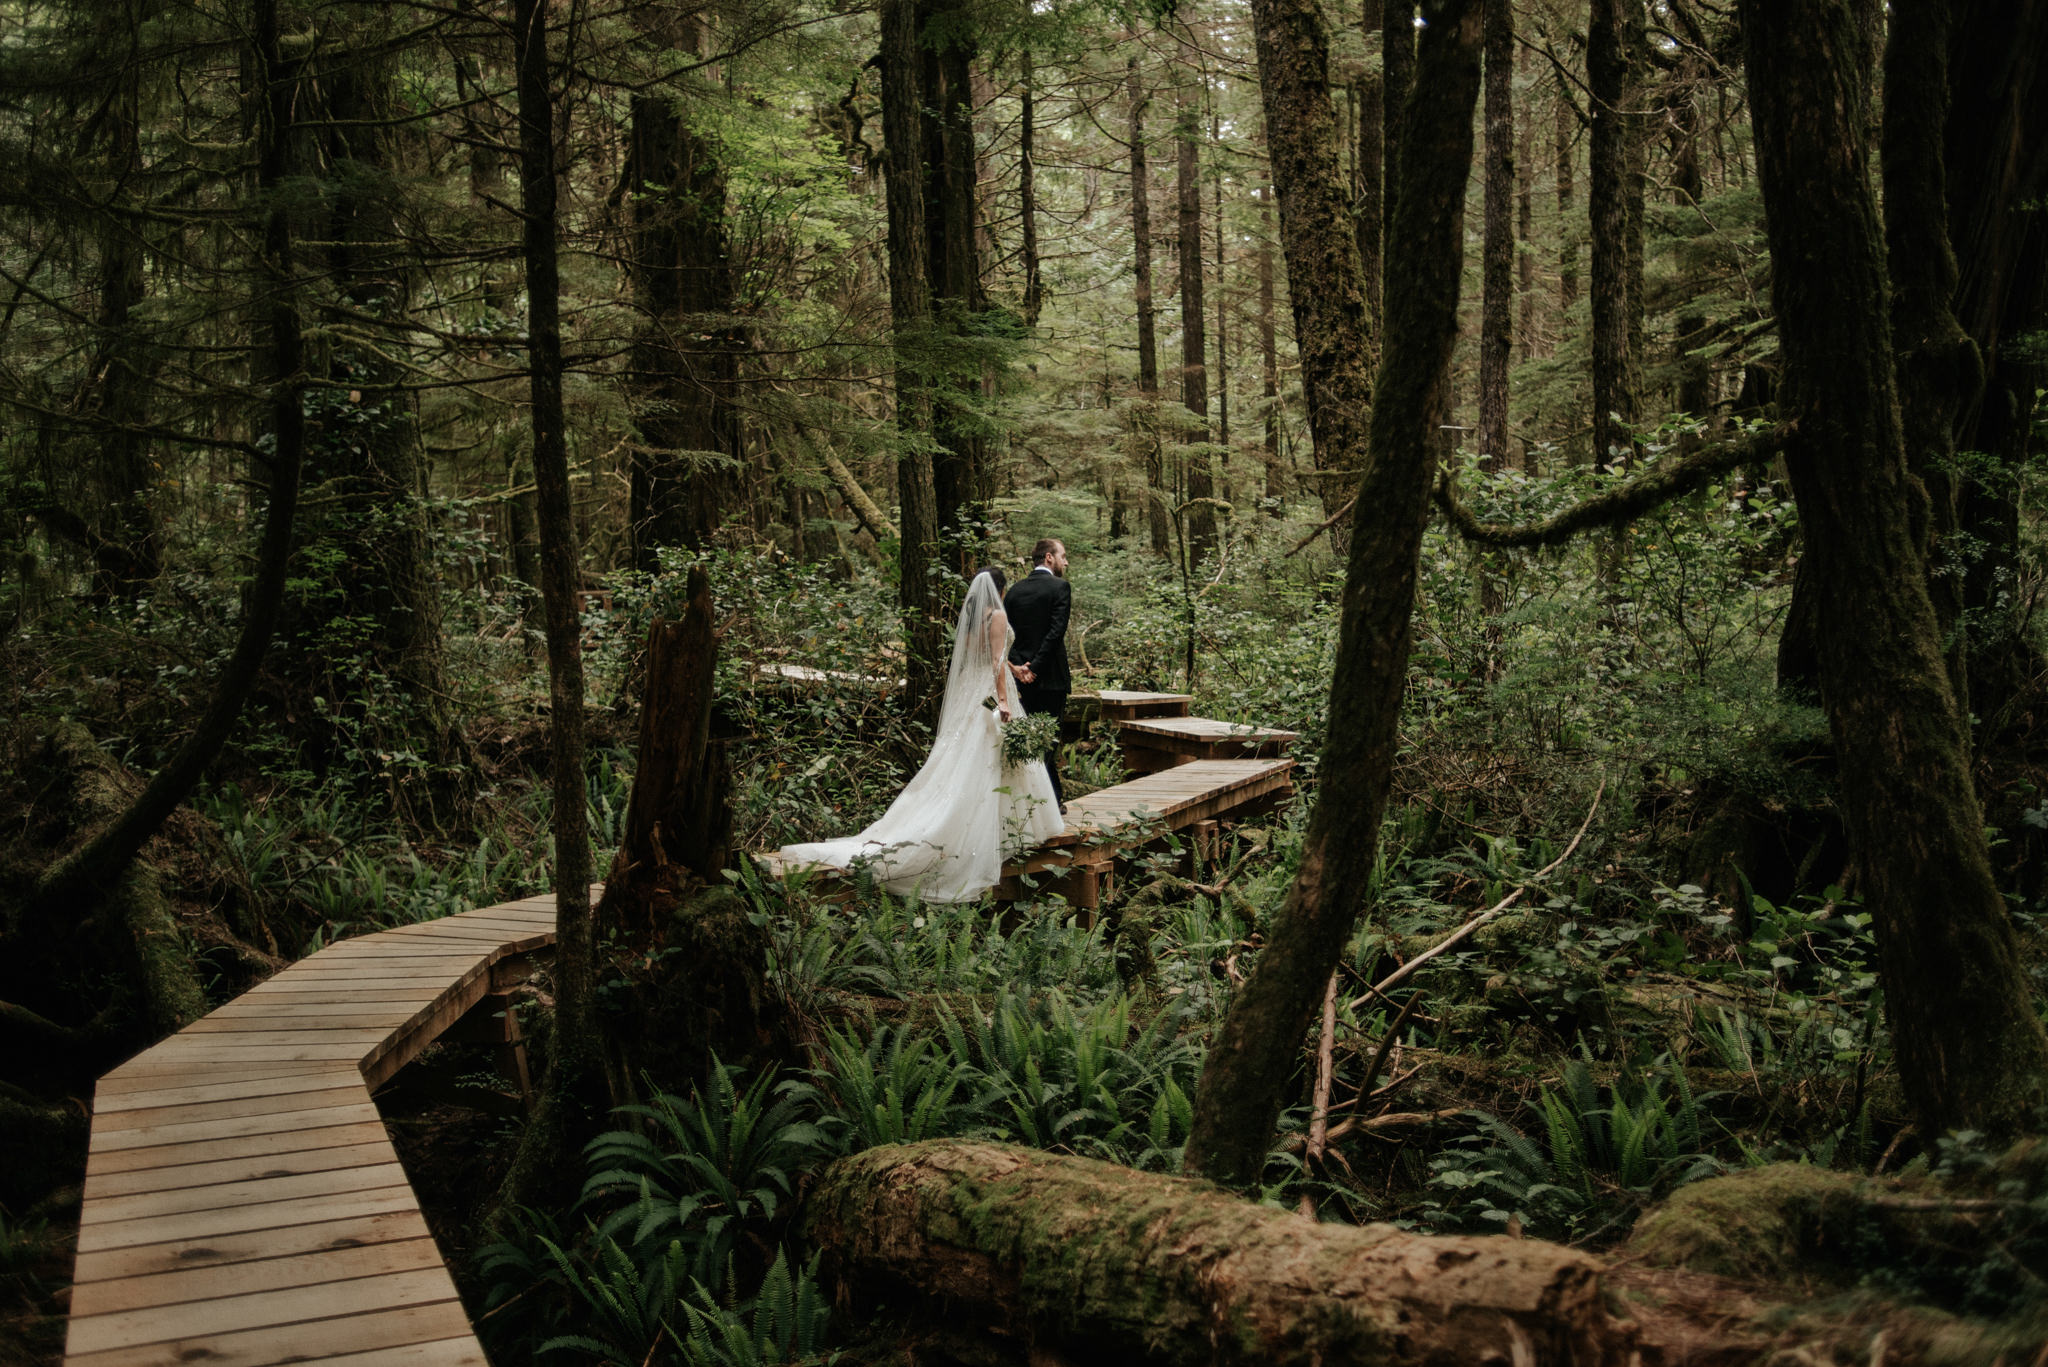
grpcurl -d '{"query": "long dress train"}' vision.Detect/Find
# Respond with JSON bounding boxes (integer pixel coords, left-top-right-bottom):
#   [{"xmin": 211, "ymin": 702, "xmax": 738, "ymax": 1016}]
[{"xmin": 776, "ymin": 573, "xmax": 1064, "ymax": 903}]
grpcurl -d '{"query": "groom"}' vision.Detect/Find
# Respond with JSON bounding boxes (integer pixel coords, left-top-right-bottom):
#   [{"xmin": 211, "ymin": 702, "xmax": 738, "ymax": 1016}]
[{"xmin": 1005, "ymin": 538, "xmax": 1071, "ymax": 814}]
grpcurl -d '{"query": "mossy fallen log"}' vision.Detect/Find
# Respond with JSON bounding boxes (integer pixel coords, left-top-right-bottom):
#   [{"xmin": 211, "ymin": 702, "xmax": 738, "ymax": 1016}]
[{"xmin": 805, "ymin": 1139, "xmax": 1630, "ymax": 1366}]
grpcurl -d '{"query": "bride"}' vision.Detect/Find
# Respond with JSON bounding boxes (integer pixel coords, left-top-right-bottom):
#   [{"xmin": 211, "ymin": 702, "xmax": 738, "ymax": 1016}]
[{"xmin": 777, "ymin": 568, "xmax": 1065, "ymax": 903}]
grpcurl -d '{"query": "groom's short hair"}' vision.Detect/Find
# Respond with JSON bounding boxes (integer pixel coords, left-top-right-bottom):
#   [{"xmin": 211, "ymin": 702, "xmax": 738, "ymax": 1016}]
[{"xmin": 1031, "ymin": 538, "xmax": 1062, "ymax": 565}]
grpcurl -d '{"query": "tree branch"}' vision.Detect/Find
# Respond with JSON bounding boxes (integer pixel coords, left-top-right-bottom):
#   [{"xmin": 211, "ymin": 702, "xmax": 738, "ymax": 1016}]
[{"xmin": 1435, "ymin": 422, "xmax": 1795, "ymax": 549}]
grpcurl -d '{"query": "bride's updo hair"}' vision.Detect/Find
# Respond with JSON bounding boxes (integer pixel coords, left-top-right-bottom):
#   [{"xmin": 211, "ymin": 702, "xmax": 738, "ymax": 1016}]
[{"xmin": 974, "ymin": 566, "xmax": 1007, "ymax": 596}]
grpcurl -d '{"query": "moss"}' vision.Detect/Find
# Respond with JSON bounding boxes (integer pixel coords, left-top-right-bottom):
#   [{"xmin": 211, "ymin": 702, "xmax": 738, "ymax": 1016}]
[{"xmin": 1627, "ymin": 1163, "xmax": 1864, "ymax": 1280}]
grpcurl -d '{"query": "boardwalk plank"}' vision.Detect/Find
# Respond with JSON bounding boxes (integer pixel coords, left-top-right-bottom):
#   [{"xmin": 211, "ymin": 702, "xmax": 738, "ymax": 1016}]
[
  {"xmin": 81, "ymin": 1162, "xmax": 411, "ymax": 1226},
  {"xmin": 65, "ymin": 1297, "xmax": 474, "ymax": 1367},
  {"xmin": 86, "ymin": 1140, "xmax": 396, "ymax": 1198},
  {"xmin": 86, "ymin": 1122, "xmax": 393, "ymax": 1178},
  {"xmin": 74, "ymin": 1182, "xmax": 420, "ymax": 1254},
  {"xmin": 66, "ymin": 1265, "xmax": 460, "ymax": 1355},
  {"xmin": 89, "ymin": 1100, "xmax": 384, "ymax": 1153},
  {"xmin": 69, "ymin": 1236, "xmax": 445, "ymax": 1318},
  {"xmin": 95, "ymin": 1074, "xmax": 362, "ymax": 1116},
  {"xmin": 70, "ymin": 1209, "xmax": 436, "ymax": 1283}
]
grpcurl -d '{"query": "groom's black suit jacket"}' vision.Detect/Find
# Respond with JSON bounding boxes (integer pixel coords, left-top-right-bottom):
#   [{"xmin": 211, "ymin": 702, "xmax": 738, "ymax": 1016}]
[{"xmin": 1005, "ymin": 569, "xmax": 1072, "ymax": 691}]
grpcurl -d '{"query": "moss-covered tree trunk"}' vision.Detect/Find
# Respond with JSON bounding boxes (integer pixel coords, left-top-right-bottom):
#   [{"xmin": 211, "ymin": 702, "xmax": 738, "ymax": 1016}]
[
  {"xmin": 1739, "ymin": 0, "xmax": 2048, "ymax": 1136},
  {"xmin": 881, "ymin": 0, "xmax": 944, "ymax": 727},
  {"xmin": 1477, "ymin": 0, "xmax": 1514, "ymax": 468},
  {"xmin": 626, "ymin": 13, "xmax": 741, "ymax": 564},
  {"xmin": 806, "ymin": 1141, "xmax": 1627, "ymax": 1366},
  {"xmin": 1175, "ymin": 66, "xmax": 1218, "ymax": 562},
  {"xmin": 1184, "ymin": 0, "xmax": 1482, "ymax": 1187},
  {"xmin": 1588, "ymin": 0, "xmax": 1644, "ymax": 468},
  {"xmin": 1259, "ymin": 182, "xmax": 1284, "ymax": 513},
  {"xmin": 294, "ymin": 34, "xmax": 473, "ymax": 829},
  {"xmin": 1355, "ymin": 0, "xmax": 1386, "ymax": 356},
  {"xmin": 1882, "ymin": 0, "xmax": 1979, "ymax": 710},
  {"xmin": 1129, "ymin": 55, "xmax": 1172, "ymax": 556},
  {"xmin": 920, "ymin": 0, "xmax": 988, "ymax": 559}
]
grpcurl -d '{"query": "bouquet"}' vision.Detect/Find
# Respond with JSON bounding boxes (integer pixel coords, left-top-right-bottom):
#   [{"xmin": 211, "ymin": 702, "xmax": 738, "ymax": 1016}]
[{"xmin": 999, "ymin": 710, "xmax": 1061, "ymax": 770}]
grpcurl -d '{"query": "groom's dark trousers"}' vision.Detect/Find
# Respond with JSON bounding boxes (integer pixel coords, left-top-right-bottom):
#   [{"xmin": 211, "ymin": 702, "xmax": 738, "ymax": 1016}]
[{"xmin": 1005, "ymin": 568, "xmax": 1072, "ymax": 813}]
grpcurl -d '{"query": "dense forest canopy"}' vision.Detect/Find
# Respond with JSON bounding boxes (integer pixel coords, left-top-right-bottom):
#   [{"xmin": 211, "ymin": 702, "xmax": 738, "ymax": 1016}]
[{"xmin": 3, "ymin": 0, "xmax": 2048, "ymax": 1362}]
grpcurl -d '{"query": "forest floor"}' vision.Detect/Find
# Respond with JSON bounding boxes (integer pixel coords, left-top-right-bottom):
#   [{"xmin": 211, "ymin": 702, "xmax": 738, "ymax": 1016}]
[{"xmin": 8, "ymin": 500, "xmax": 2048, "ymax": 1364}]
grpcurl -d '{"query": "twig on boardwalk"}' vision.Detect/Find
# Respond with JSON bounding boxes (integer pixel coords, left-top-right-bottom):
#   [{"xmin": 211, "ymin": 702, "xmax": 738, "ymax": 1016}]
[{"xmin": 1346, "ymin": 780, "xmax": 1605, "ymax": 1013}]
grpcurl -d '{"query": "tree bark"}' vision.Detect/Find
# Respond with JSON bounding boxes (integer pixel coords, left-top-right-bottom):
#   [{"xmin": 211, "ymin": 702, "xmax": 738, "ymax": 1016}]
[
  {"xmin": 1130, "ymin": 56, "xmax": 1172, "ymax": 556},
  {"xmin": 1020, "ymin": 49, "xmax": 1043, "ymax": 327},
  {"xmin": 1176, "ymin": 67, "xmax": 1218, "ymax": 563},
  {"xmin": 806, "ymin": 1141, "xmax": 1627, "ymax": 1367},
  {"xmin": 300, "ymin": 31, "xmax": 473, "ymax": 827},
  {"xmin": 1589, "ymin": 0, "xmax": 1644, "ymax": 467},
  {"xmin": 496, "ymin": 0, "xmax": 605, "ymax": 1218},
  {"xmin": 626, "ymin": 15, "xmax": 742, "ymax": 565},
  {"xmin": 33, "ymin": 0, "xmax": 305, "ymax": 922},
  {"xmin": 1881, "ymin": 0, "xmax": 1978, "ymax": 708},
  {"xmin": 882, "ymin": 0, "xmax": 945, "ymax": 725},
  {"xmin": 1213, "ymin": 108, "xmax": 1231, "ymax": 452},
  {"xmin": 1478, "ymin": 0, "xmax": 1515, "ymax": 468},
  {"xmin": 1356, "ymin": 0, "xmax": 1386, "ymax": 352},
  {"xmin": 88, "ymin": 51, "xmax": 161, "ymax": 600},
  {"xmin": 1516, "ymin": 42, "xmax": 1537, "ymax": 373},
  {"xmin": 1185, "ymin": 0, "xmax": 1483, "ymax": 1186},
  {"xmin": 1946, "ymin": 0, "xmax": 2048, "ymax": 733},
  {"xmin": 1557, "ymin": 78, "xmax": 1579, "ymax": 317},
  {"xmin": 920, "ymin": 0, "xmax": 987, "ymax": 556},
  {"xmin": 1739, "ymin": 0, "xmax": 2048, "ymax": 1137},
  {"xmin": 1259, "ymin": 182, "xmax": 1283, "ymax": 514}
]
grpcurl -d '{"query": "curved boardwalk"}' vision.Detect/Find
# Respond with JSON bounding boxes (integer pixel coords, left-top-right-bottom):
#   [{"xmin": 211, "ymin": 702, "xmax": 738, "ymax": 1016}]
[{"xmin": 65, "ymin": 897, "xmax": 560, "ymax": 1367}]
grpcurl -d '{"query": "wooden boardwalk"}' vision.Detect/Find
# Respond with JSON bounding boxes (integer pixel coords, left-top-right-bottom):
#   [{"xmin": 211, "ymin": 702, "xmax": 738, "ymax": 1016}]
[{"xmin": 65, "ymin": 897, "xmax": 561, "ymax": 1367}]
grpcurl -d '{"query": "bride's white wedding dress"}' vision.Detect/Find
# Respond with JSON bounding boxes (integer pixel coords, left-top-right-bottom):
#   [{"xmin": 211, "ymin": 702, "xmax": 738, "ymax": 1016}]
[{"xmin": 777, "ymin": 573, "xmax": 1064, "ymax": 903}]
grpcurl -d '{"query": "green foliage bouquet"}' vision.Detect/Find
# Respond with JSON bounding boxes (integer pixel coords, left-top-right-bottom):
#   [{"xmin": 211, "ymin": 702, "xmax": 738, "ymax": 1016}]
[{"xmin": 1000, "ymin": 711, "xmax": 1061, "ymax": 770}]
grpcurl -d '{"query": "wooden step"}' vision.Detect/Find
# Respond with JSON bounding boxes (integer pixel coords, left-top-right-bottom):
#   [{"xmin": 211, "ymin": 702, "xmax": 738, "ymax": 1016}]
[{"xmin": 1116, "ymin": 715, "xmax": 1300, "ymax": 774}]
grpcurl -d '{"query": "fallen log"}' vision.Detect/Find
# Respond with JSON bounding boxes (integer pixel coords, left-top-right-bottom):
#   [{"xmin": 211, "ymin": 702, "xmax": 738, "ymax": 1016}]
[{"xmin": 805, "ymin": 1139, "xmax": 1630, "ymax": 1366}]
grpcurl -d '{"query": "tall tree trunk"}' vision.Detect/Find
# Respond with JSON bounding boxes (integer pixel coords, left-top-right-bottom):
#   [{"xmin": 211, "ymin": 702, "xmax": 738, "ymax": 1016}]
[
  {"xmin": 1185, "ymin": 0, "xmax": 1483, "ymax": 1187},
  {"xmin": 1213, "ymin": 110, "xmax": 1231, "ymax": 454},
  {"xmin": 1382, "ymin": 0, "xmax": 1416, "ymax": 238},
  {"xmin": 883, "ymin": 0, "xmax": 945, "ymax": 724},
  {"xmin": 298, "ymin": 30, "xmax": 472, "ymax": 827},
  {"xmin": 920, "ymin": 0, "xmax": 987, "ymax": 558},
  {"xmin": 1131, "ymin": 57, "xmax": 1172, "ymax": 556},
  {"xmin": 1588, "ymin": 0, "xmax": 1644, "ymax": 467},
  {"xmin": 1176, "ymin": 69, "xmax": 1218, "ymax": 562},
  {"xmin": 1020, "ymin": 50, "xmax": 1043, "ymax": 326},
  {"xmin": 33, "ymin": 0, "xmax": 306, "ymax": 922},
  {"xmin": 1881, "ymin": 0, "xmax": 1977, "ymax": 707},
  {"xmin": 496, "ymin": 0, "xmax": 604, "ymax": 1216},
  {"xmin": 1556, "ymin": 80, "xmax": 1579, "ymax": 319},
  {"xmin": 626, "ymin": 18, "xmax": 742, "ymax": 565},
  {"xmin": 89, "ymin": 49, "xmax": 161, "ymax": 599},
  {"xmin": 1669, "ymin": 56, "xmax": 1714, "ymax": 436},
  {"xmin": 1478, "ymin": 0, "xmax": 1514, "ymax": 468},
  {"xmin": 1516, "ymin": 42, "xmax": 1537, "ymax": 375},
  {"xmin": 1739, "ymin": 0, "xmax": 2048, "ymax": 1138},
  {"xmin": 1946, "ymin": 0, "xmax": 2048, "ymax": 733},
  {"xmin": 1356, "ymin": 0, "xmax": 1386, "ymax": 352},
  {"xmin": 1259, "ymin": 182, "xmax": 1283, "ymax": 514}
]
